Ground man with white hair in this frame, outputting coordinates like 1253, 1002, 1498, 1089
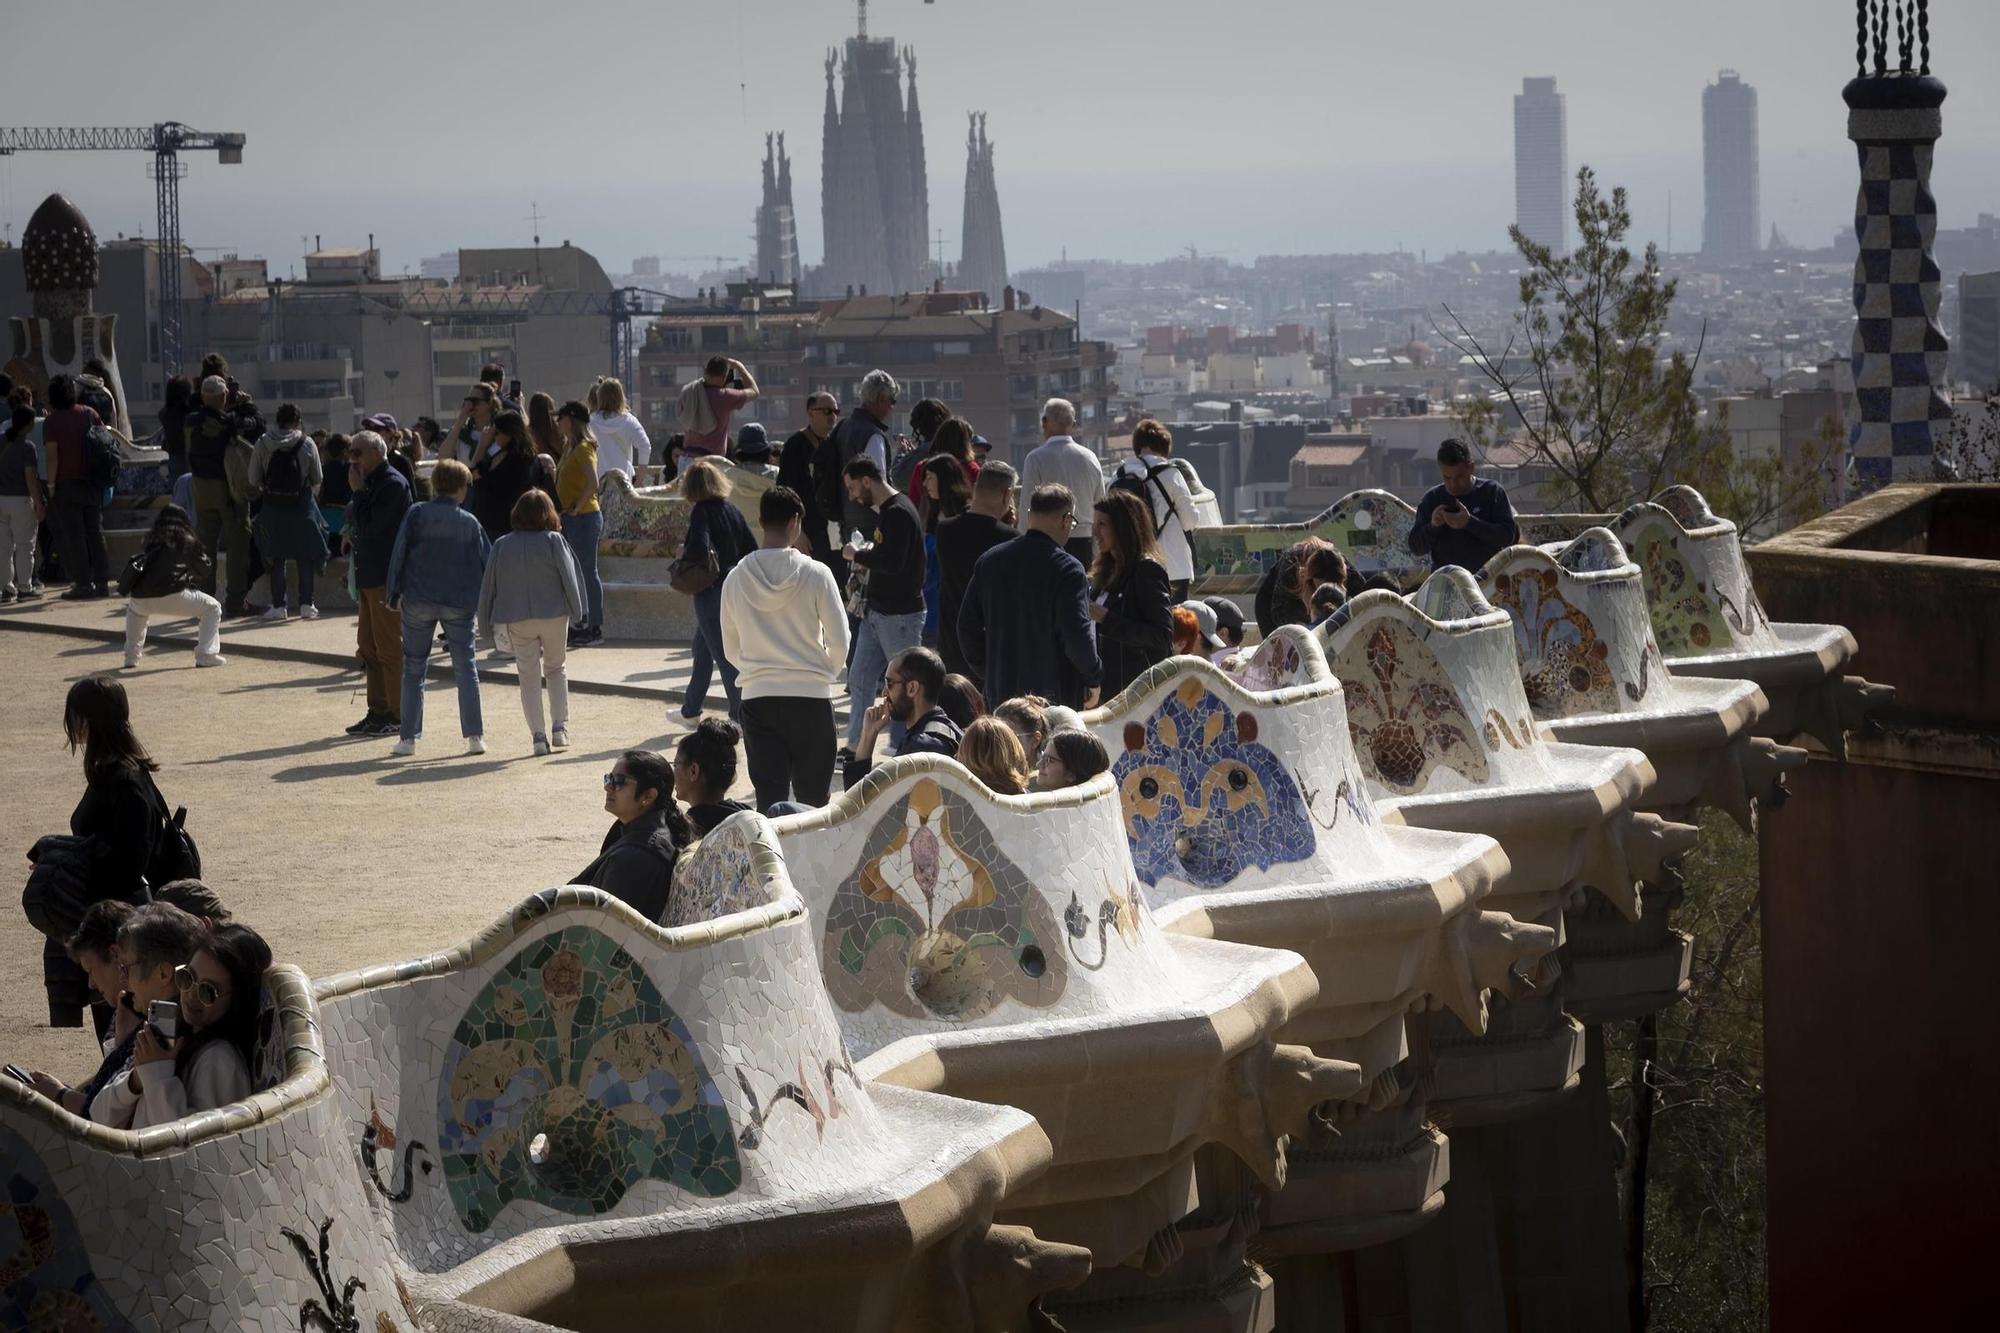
1019, 397, 1105, 566
343, 429, 412, 736
822, 369, 897, 543
184, 374, 262, 614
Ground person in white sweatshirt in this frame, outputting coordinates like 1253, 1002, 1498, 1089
92, 921, 270, 1132
720, 484, 851, 810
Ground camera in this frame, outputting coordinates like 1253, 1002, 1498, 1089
147, 998, 180, 1043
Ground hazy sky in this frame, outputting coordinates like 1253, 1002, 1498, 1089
4, 0, 1996, 278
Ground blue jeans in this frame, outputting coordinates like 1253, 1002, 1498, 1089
921, 533, 942, 644
561, 510, 604, 628
268, 560, 315, 612
846, 608, 925, 746
399, 599, 482, 743
685, 584, 739, 719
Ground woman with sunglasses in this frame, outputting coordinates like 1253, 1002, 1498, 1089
576, 750, 693, 921
93, 921, 271, 1130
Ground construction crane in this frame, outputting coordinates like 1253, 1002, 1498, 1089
0, 122, 247, 376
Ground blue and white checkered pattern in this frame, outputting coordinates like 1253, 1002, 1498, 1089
1849, 141, 1952, 491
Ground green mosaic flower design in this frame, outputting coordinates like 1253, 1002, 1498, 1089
436, 925, 740, 1234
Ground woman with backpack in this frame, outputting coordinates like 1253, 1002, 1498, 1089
120, 505, 227, 668
249, 403, 327, 623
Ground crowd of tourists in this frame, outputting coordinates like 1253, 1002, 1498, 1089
8, 355, 1519, 1008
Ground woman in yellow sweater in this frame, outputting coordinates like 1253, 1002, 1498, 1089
554, 400, 604, 646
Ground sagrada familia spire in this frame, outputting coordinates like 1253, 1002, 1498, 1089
957, 113, 1008, 306
754, 132, 800, 285
819, 3, 932, 297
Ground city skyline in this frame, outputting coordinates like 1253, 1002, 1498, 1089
1, 0, 1997, 279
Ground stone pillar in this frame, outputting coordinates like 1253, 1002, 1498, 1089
1843, 3, 1948, 493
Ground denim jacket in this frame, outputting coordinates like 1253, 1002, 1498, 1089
386, 496, 491, 611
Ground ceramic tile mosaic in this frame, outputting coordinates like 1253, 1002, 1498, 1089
435, 924, 740, 1232
595, 464, 780, 559
663, 812, 785, 927
1190, 488, 1427, 593
776, 760, 1201, 1062
1088, 647, 1410, 913
1609, 488, 1780, 660
1, 1124, 136, 1331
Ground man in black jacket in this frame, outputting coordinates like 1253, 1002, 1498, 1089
1408, 437, 1519, 574
934, 460, 1017, 681
344, 431, 412, 736
842, 646, 963, 788
958, 484, 1102, 710
821, 369, 897, 541
184, 375, 264, 615
839, 456, 925, 750
778, 390, 842, 577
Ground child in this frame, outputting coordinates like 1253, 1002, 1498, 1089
119, 505, 226, 668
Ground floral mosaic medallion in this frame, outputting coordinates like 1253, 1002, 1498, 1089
823, 779, 1067, 1021
0, 1127, 134, 1332
436, 925, 739, 1233
1332, 620, 1489, 794
1487, 568, 1618, 717
664, 820, 765, 927
1114, 679, 1315, 888
1629, 531, 1732, 656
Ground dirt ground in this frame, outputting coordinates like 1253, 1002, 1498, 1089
0, 626, 720, 1079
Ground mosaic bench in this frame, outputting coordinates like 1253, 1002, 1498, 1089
1522, 485, 1889, 759
1078, 647, 1545, 1258
770, 756, 1355, 1274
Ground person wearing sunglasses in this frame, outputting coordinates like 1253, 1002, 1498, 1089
92, 921, 271, 1131
575, 750, 693, 921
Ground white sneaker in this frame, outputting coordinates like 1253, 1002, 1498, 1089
532, 735, 551, 757
465, 735, 487, 755
122, 656, 140, 669
256, 607, 288, 625
550, 727, 570, 750
194, 655, 228, 668
390, 737, 417, 757
300, 604, 321, 621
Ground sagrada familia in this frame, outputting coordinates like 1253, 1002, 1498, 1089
757, 4, 1007, 301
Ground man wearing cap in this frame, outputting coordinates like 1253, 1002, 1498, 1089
363, 414, 416, 489
185, 375, 263, 615
1177, 600, 1229, 659
731, 423, 780, 479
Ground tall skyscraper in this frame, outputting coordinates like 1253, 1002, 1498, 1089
1513, 77, 1568, 253
958, 113, 1007, 305
1703, 71, 1761, 261
819, 9, 931, 297
1959, 272, 2000, 393
754, 132, 800, 286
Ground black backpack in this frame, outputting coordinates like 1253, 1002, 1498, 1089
1109, 461, 1181, 538
84, 422, 121, 494
262, 438, 307, 498
144, 774, 202, 888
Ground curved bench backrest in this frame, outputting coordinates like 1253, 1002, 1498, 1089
1478, 529, 1671, 721
1609, 487, 1780, 658
1319, 569, 1560, 798
313, 887, 882, 1273
1084, 645, 1400, 911
773, 757, 1191, 1061
664, 810, 793, 926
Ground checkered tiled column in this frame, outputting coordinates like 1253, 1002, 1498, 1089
1845, 74, 1949, 492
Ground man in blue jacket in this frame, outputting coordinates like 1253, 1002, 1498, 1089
385, 458, 492, 757
344, 431, 412, 737
958, 484, 1102, 710
1408, 438, 1519, 574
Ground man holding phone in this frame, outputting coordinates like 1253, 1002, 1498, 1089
1408, 437, 1519, 574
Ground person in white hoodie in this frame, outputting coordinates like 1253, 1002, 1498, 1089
720, 484, 851, 810
588, 376, 652, 483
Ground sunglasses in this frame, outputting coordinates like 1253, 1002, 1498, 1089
602, 772, 631, 790
173, 964, 228, 1007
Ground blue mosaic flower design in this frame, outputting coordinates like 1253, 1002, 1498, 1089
1111, 679, 1315, 888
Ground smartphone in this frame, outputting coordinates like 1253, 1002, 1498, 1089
508, 379, 522, 400
2, 1063, 32, 1085
147, 999, 180, 1043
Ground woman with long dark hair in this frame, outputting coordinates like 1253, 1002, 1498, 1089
1087, 490, 1174, 701
577, 749, 694, 920
48, 679, 173, 1026
96, 922, 271, 1129
469, 410, 544, 541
